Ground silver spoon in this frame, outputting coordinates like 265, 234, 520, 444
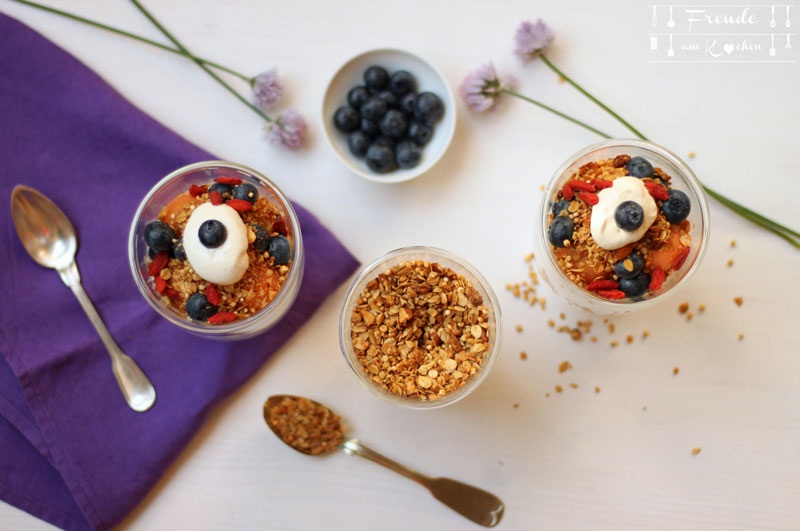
264, 395, 504, 527
10, 185, 156, 412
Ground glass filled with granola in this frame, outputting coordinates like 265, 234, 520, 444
128, 161, 304, 340
339, 247, 502, 409
533, 139, 709, 315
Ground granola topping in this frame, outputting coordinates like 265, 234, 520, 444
350, 260, 491, 401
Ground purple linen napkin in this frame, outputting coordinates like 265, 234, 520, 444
0, 13, 358, 530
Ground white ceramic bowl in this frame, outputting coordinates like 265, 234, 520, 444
321, 48, 456, 183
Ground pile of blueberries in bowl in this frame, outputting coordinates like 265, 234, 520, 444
333, 66, 445, 174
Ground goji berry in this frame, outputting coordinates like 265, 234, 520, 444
147, 251, 168, 277
209, 190, 223, 205
206, 284, 220, 305
592, 179, 613, 189
154, 276, 167, 294
586, 279, 620, 291
271, 218, 287, 236
568, 180, 596, 192
214, 176, 242, 185
164, 288, 181, 300
674, 246, 691, 271
561, 183, 574, 200
189, 184, 207, 198
644, 181, 669, 201
649, 267, 666, 291
577, 192, 599, 206
208, 311, 237, 324
597, 289, 626, 300
226, 199, 252, 212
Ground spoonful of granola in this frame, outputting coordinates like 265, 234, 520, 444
263, 395, 504, 527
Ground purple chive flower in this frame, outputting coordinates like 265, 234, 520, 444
252, 68, 284, 111
459, 63, 517, 112
268, 109, 307, 150
514, 19, 555, 62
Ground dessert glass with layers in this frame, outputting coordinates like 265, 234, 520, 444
128, 161, 304, 340
533, 139, 709, 315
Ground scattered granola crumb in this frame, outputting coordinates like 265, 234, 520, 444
513, 403, 519, 409
545, 392, 550, 398
678, 302, 689, 314
686, 312, 693, 321
688, 151, 696, 159
626, 334, 634, 344
547, 319, 555, 327
692, 447, 702, 456
698, 303, 706, 312
727, 259, 734, 267
524, 252, 535, 262
673, 367, 680, 375
555, 385, 563, 393
590, 336, 597, 342
594, 386, 600, 393
569, 383, 578, 389
515, 324, 523, 333
642, 406, 647, 411
738, 333, 744, 341
558, 76, 566, 83
642, 330, 650, 339
559, 313, 566, 320
610, 340, 619, 348
539, 184, 546, 192
558, 361, 572, 373
520, 351, 528, 360
734, 296, 743, 307
730, 239, 736, 247
608, 323, 615, 334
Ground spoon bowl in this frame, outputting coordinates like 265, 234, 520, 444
263, 394, 504, 527
11, 185, 156, 412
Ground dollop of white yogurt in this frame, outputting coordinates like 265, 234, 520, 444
183, 202, 249, 285
590, 177, 657, 250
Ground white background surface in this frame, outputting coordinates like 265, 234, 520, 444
1, 1, 799, 530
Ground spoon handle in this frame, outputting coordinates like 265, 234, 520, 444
341, 439, 504, 527
58, 262, 156, 412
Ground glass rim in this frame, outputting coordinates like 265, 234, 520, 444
537, 138, 710, 309
338, 246, 503, 409
127, 160, 304, 336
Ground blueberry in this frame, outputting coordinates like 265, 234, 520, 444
232, 182, 258, 204
251, 224, 270, 253
389, 70, 416, 96
396, 141, 422, 169
347, 130, 371, 157
619, 273, 651, 298
614, 201, 645, 231
625, 156, 654, 178
208, 182, 232, 197
186, 293, 217, 321
333, 106, 360, 132
373, 136, 396, 149
662, 189, 691, 223
360, 117, 380, 137
613, 253, 644, 279
347, 86, 370, 109
548, 216, 575, 247
360, 98, 388, 121
379, 110, 407, 138
148, 245, 175, 260
365, 143, 396, 173
144, 221, 175, 253
399, 93, 416, 116
198, 220, 227, 249
364, 66, 389, 91
173, 238, 187, 261
267, 234, 292, 265
551, 199, 570, 216
414, 92, 444, 123
407, 121, 432, 146
376, 90, 398, 108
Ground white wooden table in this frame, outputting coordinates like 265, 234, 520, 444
2, 1, 798, 529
